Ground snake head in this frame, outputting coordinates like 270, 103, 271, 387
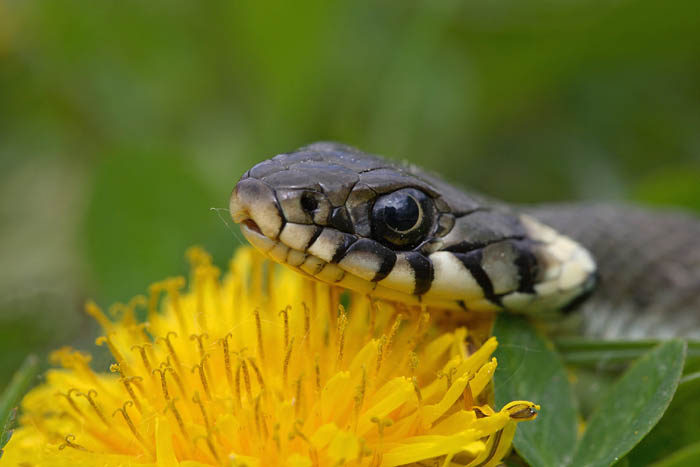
230, 142, 596, 313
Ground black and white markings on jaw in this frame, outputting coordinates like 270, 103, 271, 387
230, 142, 597, 313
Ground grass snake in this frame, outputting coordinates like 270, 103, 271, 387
230, 142, 700, 339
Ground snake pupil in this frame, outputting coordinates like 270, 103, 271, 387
385, 196, 420, 232
371, 188, 434, 249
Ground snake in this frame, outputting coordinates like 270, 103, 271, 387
229, 142, 700, 339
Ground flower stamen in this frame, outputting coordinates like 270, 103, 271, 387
165, 365, 187, 398
190, 333, 209, 361
192, 391, 211, 431
302, 302, 311, 351
254, 394, 269, 439
336, 306, 347, 366
279, 305, 291, 351
85, 301, 112, 331
120, 374, 143, 413
254, 307, 264, 362
412, 376, 423, 404
314, 356, 321, 394
131, 343, 153, 375
375, 335, 386, 375
353, 365, 367, 426
368, 297, 378, 339
384, 313, 404, 358
164, 398, 188, 440
77, 389, 110, 427
247, 357, 265, 391
294, 374, 303, 417
158, 331, 183, 372
234, 361, 243, 407
55, 389, 84, 417
152, 368, 170, 400
221, 333, 235, 394
96, 334, 125, 366
112, 401, 153, 457
192, 358, 211, 400
196, 433, 222, 465
282, 337, 295, 385
237, 354, 253, 401
58, 434, 89, 452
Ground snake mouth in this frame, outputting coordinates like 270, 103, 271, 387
238, 217, 275, 252
242, 219, 263, 236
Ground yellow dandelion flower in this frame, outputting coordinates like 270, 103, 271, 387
1, 247, 538, 466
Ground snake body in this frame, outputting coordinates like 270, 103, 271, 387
230, 142, 700, 339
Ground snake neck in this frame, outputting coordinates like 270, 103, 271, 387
526, 202, 700, 339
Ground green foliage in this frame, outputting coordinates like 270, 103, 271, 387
652, 442, 700, 467
0, 296, 77, 390
0, 355, 40, 457
627, 372, 700, 464
495, 316, 688, 467
84, 149, 237, 304
571, 340, 685, 466
494, 315, 578, 467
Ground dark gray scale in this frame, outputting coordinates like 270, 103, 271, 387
272, 150, 326, 168
288, 161, 359, 207
359, 169, 440, 197
345, 183, 377, 238
300, 142, 388, 172
329, 206, 354, 234
442, 210, 528, 253
262, 170, 322, 191
248, 158, 286, 179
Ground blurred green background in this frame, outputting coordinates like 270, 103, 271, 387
1, 0, 699, 388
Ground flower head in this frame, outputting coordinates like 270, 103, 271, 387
2, 247, 537, 466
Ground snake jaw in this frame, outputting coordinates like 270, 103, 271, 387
238, 219, 276, 253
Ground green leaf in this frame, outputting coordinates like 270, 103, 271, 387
494, 315, 578, 467
625, 371, 700, 464
571, 339, 686, 467
0, 355, 40, 456
651, 442, 700, 467
555, 338, 700, 366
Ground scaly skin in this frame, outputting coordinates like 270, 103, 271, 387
527, 203, 700, 338
230, 142, 700, 339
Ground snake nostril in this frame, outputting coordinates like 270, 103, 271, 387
301, 193, 318, 213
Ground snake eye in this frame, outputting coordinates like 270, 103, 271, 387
371, 188, 435, 249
